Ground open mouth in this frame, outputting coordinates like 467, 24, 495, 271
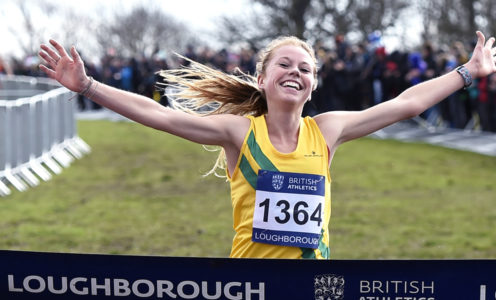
281, 80, 302, 91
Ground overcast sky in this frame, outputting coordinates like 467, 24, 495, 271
0, 0, 421, 60
0, 0, 249, 58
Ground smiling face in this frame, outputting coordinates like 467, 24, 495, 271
258, 44, 316, 110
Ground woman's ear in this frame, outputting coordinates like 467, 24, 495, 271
257, 74, 265, 89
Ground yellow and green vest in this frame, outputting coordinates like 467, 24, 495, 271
228, 115, 331, 259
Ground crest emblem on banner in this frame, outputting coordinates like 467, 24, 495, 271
314, 274, 345, 300
271, 174, 284, 191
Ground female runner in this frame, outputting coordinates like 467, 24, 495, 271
39, 31, 496, 259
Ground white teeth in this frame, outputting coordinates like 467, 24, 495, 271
282, 81, 301, 90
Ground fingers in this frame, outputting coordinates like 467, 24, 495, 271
476, 31, 496, 50
485, 36, 495, 50
475, 31, 485, 49
40, 44, 60, 65
49, 39, 70, 58
38, 49, 52, 65
38, 64, 57, 79
70, 46, 82, 64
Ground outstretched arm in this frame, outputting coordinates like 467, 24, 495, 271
316, 31, 496, 147
38, 40, 247, 148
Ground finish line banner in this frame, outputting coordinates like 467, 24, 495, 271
1, 250, 496, 299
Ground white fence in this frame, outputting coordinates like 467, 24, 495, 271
0, 75, 90, 196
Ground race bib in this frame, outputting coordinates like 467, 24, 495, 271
252, 170, 325, 249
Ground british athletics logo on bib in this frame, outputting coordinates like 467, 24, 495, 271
252, 170, 325, 249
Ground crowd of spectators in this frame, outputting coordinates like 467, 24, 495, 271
309, 34, 496, 132
2, 33, 496, 132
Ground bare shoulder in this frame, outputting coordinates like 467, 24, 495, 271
313, 111, 341, 126
313, 111, 347, 142
215, 114, 251, 139
313, 109, 371, 149
206, 113, 251, 148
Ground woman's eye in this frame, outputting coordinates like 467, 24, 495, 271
300, 68, 310, 73
279, 63, 289, 67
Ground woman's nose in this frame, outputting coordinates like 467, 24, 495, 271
288, 66, 300, 77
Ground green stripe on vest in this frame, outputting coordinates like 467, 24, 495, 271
239, 155, 257, 189
246, 131, 278, 172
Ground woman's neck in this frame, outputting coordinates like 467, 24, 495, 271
264, 111, 302, 153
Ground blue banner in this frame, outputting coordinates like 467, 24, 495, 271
1, 250, 496, 299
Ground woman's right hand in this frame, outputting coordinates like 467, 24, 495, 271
39, 39, 89, 92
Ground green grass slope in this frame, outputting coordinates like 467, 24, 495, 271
1, 120, 495, 259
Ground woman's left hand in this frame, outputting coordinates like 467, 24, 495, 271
466, 31, 496, 79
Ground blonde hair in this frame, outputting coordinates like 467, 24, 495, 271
158, 36, 317, 176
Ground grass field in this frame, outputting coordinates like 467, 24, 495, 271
1, 120, 495, 259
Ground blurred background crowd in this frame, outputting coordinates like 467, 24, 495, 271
1, 0, 496, 132
3, 33, 495, 133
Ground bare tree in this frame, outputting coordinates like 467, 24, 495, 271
480, 0, 496, 37
218, 0, 313, 49
351, 0, 411, 38
8, 0, 58, 57
58, 10, 98, 57
217, 0, 411, 48
94, 3, 190, 58
6, 0, 194, 69
437, 0, 477, 44
417, 0, 439, 42
418, 0, 489, 46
